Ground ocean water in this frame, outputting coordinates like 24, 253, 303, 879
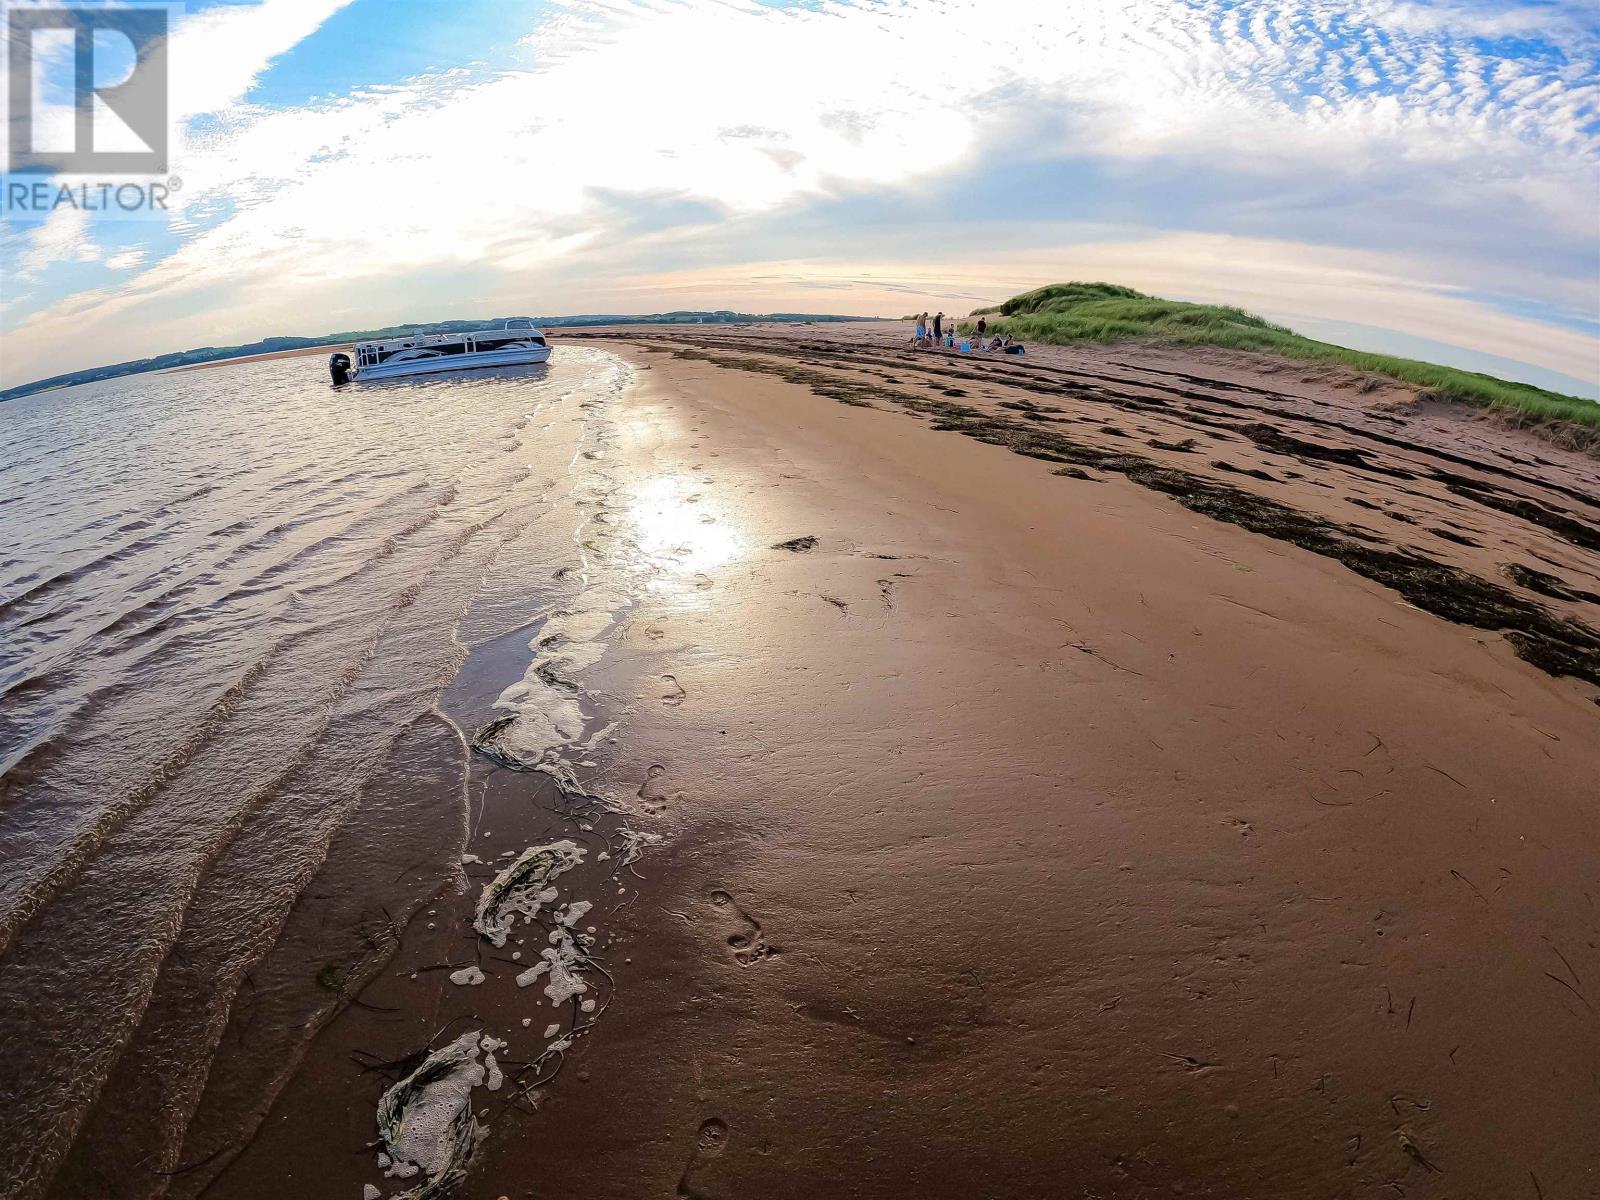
0, 347, 635, 1197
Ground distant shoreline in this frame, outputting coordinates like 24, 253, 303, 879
0, 313, 874, 403
168, 344, 355, 372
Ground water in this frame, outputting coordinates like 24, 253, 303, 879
0, 347, 635, 1197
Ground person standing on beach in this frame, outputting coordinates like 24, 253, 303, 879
933, 311, 943, 341
914, 313, 927, 344
976, 316, 987, 337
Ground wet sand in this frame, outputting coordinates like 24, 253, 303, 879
207, 324, 1596, 1199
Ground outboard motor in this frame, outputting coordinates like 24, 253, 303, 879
329, 352, 352, 385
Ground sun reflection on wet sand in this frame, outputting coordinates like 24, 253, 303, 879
625, 472, 745, 591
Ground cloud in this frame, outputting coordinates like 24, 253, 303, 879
548, 227, 1600, 386
4, 0, 354, 283
1362, 0, 1598, 40
167, 0, 357, 121
13, 206, 99, 276
2, 0, 1596, 390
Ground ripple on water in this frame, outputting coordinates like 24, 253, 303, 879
0, 349, 634, 1198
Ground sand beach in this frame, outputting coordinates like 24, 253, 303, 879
6, 3, 1598, 1196
156, 323, 1600, 1199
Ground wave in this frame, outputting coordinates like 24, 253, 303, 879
0, 349, 616, 1198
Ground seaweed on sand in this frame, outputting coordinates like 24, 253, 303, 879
468, 715, 522, 771
616, 827, 663, 871
375, 1030, 487, 1200
1505, 562, 1600, 606
472, 841, 586, 947
469, 716, 610, 816
771, 535, 819, 552
647, 341, 1600, 690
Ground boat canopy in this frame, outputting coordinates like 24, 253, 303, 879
352, 321, 546, 366
355, 320, 546, 353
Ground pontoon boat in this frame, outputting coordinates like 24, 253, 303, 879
329, 319, 551, 383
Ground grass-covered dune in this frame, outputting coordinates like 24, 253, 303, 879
963, 283, 1599, 441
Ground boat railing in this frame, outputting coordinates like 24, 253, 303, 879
359, 320, 542, 352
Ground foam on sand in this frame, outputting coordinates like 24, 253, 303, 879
472, 841, 586, 947
375, 1030, 488, 1200
515, 925, 591, 1007
617, 827, 664, 867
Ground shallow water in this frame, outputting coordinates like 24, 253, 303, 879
0, 348, 635, 1197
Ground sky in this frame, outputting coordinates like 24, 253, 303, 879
1, 0, 1597, 396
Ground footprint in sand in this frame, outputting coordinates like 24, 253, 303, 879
710, 889, 778, 966
676, 1118, 729, 1200
661, 675, 687, 706
637, 764, 682, 814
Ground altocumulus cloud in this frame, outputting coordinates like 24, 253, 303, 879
1, 0, 1595, 391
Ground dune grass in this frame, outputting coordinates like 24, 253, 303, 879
960, 283, 1599, 436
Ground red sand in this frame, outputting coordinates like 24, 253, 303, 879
207, 324, 1599, 1200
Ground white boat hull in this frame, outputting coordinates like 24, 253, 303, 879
352, 344, 551, 381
